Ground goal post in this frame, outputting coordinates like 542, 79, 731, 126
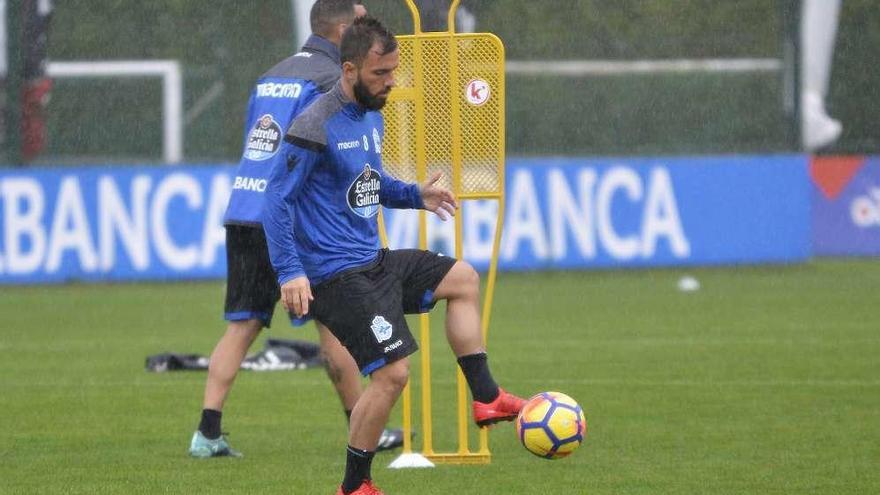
45, 60, 184, 164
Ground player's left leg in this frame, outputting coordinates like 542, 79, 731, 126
432, 260, 526, 426
432, 260, 484, 356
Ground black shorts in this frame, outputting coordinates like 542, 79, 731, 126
311, 249, 456, 375
224, 224, 280, 327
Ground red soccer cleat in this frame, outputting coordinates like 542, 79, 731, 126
336, 480, 384, 495
473, 387, 527, 427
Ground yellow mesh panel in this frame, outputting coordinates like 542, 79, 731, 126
383, 33, 504, 196
381, 16, 505, 465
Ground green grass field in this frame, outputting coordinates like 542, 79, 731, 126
1, 259, 879, 494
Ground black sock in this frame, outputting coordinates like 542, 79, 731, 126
342, 445, 375, 493
198, 409, 222, 440
457, 352, 500, 403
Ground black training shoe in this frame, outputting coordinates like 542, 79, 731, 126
376, 428, 411, 452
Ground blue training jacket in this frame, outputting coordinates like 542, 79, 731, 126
224, 35, 342, 226
263, 82, 424, 286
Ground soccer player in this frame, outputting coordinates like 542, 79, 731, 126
189, 0, 405, 458
262, 16, 526, 495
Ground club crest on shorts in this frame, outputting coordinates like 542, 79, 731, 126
371, 315, 393, 343
244, 114, 282, 161
347, 164, 381, 218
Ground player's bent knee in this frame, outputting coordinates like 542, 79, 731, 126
436, 261, 481, 300
454, 261, 480, 296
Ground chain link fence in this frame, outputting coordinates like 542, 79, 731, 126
4, 0, 879, 164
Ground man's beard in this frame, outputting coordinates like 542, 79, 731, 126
353, 79, 389, 111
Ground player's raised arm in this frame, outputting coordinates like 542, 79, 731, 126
418, 171, 457, 220
378, 170, 423, 210
378, 171, 457, 221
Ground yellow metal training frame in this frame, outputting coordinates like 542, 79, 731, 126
378, 0, 506, 465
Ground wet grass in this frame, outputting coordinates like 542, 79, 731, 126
1, 259, 878, 494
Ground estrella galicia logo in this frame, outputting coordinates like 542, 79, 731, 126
244, 114, 282, 161
347, 164, 381, 218
370, 315, 393, 343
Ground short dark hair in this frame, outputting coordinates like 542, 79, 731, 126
340, 16, 398, 66
310, 0, 359, 38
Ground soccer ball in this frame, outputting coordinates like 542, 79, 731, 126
515, 391, 587, 459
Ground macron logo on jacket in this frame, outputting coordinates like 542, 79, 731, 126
223, 35, 342, 227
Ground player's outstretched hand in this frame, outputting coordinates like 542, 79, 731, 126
420, 172, 457, 221
280, 276, 313, 318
